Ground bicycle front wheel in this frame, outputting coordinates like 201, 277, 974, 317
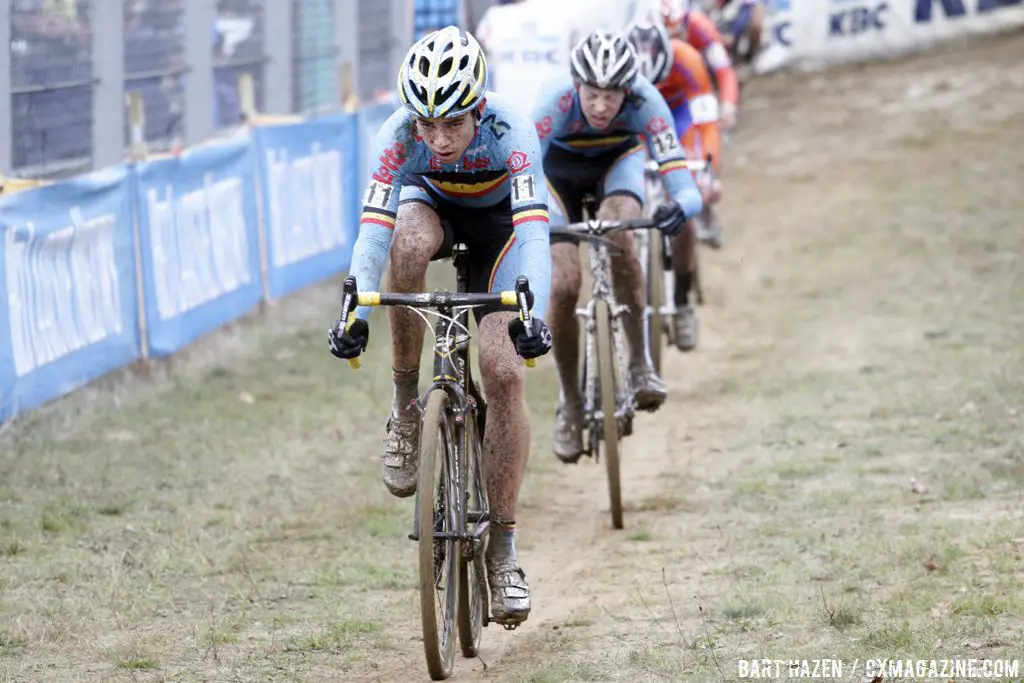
457, 402, 488, 657
418, 390, 460, 680
595, 301, 624, 530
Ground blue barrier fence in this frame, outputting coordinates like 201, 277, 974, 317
0, 105, 396, 423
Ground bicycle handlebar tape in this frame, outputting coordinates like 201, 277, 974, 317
514, 276, 537, 369
340, 276, 361, 370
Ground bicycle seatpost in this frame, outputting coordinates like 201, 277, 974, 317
514, 276, 536, 369
339, 275, 361, 370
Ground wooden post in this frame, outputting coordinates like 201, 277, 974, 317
238, 72, 257, 123
127, 92, 148, 162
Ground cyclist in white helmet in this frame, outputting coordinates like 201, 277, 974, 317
329, 26, 553, 627
531, 29, 703, 462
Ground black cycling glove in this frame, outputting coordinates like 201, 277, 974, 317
653, 200, 687, 237
329, 318, 369, 360
507, 317, 553, 360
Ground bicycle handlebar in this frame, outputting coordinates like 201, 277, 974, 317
337, 275, 537, 369
350, 290, 522, 308
644, 154, 715, 179
549, 217, 659, 239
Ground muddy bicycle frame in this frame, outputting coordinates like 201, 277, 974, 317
552, 197, 660, 529
573, 196, 657, 443
337, 251, 535, 678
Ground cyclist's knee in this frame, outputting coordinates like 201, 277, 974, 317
551, 243, 582, 301
390, 203, 443, 282
478, 313, 525, 396
598, 194, 642, 221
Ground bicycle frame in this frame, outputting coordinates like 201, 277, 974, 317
405, 245, 489, 563
336, 266, 535, 672
574, 196, 647, 450
639, 156, 714, 312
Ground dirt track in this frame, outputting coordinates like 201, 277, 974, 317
2, 33, 1023, 683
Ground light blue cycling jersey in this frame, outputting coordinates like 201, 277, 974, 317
530, 73, 703, 220
348, 92, 551, 321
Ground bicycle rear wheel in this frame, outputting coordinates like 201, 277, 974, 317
595, 301, 624, 530
457, 403, 488, 657
418, 390, 460, 680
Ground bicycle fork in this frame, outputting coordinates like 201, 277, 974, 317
577, 242, 637, 450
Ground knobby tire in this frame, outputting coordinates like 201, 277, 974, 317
418, 390, 459, 680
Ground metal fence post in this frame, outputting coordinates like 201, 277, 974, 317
185, 0, 216, 146
0, 0, 11, 175
336, 0, 359, 108
92, 0, 125, 169
264, 1, 292, 115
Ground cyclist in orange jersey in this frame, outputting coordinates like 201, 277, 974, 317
626, 18, 723, 349
660, 0, 739, 131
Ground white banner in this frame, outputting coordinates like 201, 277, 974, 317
757, 0, 1024, 72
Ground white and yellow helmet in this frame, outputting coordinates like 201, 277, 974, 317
397, 26, 488, 119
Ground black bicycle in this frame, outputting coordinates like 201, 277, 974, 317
336, 249, 535, 681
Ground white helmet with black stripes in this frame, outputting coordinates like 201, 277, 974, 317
398, 26, 488, 119
624, 19, 673, 85
570, 30, 639, 91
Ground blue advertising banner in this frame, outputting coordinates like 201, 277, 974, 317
134, 133, 263, 357
253, 116, 359, 298
0, 165, 140, 422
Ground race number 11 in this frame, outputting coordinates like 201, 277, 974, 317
512, 174, 537, 202
364, 181, 394, 209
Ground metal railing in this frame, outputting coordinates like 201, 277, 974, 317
0, 0, 422, 179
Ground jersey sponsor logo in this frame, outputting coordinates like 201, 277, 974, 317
511, 173, 538, 202
481, 113, 512, 139
830, 2, 888, 36
372, 141, 407, 184
646, 117, 671, 135
536, 116, 554, 139
506, 151, 531, 172
626, 91, 648, 110
363, 180, 395, 210
558, 92, 574, 113
914, 0, 1021, 22
462, 155, 492, 171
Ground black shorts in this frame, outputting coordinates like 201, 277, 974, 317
400, 181, 516, 323
543, 143, 646, 245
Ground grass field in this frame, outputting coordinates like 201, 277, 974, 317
2, 33, 1024, 683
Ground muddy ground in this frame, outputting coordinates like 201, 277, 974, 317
2, 33, 1023, 683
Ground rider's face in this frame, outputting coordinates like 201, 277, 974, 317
578, 84, 626, 131
416, 113, 477, 164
